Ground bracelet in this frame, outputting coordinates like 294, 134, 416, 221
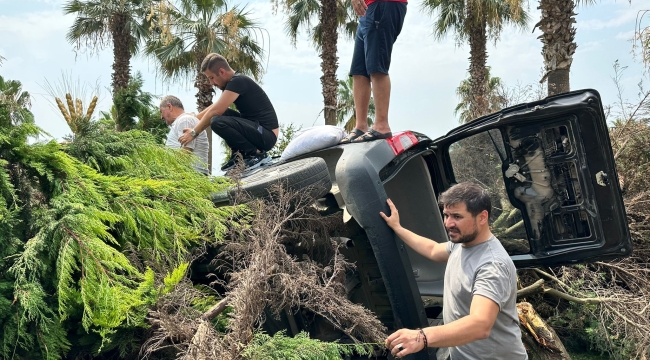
417, 328, 428, 352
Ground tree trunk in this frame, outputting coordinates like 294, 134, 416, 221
467, 5, 489, 120
320, 0, 338, 126
195, 55, 215, 173
537, 0, 577, 96
109, 12, 132, 95
547, 69, 570, 96
517, 302, 571, 360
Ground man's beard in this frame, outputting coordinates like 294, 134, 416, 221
447, 226, 479, 244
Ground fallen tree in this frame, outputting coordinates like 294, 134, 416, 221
0, 84, 244, 358
143, 185, 387, 359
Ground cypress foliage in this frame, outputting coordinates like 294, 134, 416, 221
241, 331, 377, 360
0, 77, 244, 359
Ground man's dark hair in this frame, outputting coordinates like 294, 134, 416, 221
438, 182, 491, 218
201, 53, 232, 74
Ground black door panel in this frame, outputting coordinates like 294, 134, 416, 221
433, 90, 632, 268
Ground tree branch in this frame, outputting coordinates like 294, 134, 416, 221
201, 296, 231, 321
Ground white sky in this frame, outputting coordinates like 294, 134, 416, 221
1, 0, 648, 174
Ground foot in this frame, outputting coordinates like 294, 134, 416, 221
221, 152, 242, 171
351, 129, 392, 143
243, 151, 271, 171
339, 128, 367, 144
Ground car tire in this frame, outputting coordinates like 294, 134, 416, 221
212, 157, 332, 205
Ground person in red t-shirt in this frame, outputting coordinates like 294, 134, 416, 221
339, 0, 407, 143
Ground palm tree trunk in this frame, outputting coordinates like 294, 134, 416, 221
467, 5, 489, 119
320, 0, 338, 126
109, 12, 132, 94
537, 0, 576, 96
195, 56, 215, 173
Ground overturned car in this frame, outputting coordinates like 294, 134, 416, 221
210, 89, 632, 360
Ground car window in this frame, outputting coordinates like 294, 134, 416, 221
447, 130, 530, 255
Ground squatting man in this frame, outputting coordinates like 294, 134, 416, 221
380, 182, 527, 359
178, 53, 279, 172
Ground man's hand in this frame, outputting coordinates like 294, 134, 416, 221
178, 128, 195, 146
352, 0, 367, 17
385, 328, 425, 358
380, 198, 401, 230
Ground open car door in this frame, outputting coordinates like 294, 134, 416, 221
431, 89, 632, 268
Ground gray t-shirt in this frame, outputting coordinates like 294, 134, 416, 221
443, 236, 527, 360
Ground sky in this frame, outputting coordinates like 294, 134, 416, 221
0, 0, 648, 175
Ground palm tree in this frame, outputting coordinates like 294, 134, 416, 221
455, 67, 506, 123
146, 0, 266, 172
284, 0, 357, 125
336, 76, 374, 132
0, 75, 34, 127
64, 0, 155, 95
422, 0, 529, 119
535, 0, 595, 96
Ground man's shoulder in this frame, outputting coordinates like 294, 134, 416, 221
172, 114, 199, 127
478, 237, 516, 270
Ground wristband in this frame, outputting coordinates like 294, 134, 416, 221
417, 328, 428, 352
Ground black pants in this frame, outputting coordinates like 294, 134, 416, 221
210, 109, 277, 156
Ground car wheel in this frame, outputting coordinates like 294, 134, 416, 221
212, 157, 332, 206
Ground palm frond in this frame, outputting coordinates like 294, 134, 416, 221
146, 0, 267, 86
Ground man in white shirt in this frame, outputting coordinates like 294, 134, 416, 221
160, 95, 210, 175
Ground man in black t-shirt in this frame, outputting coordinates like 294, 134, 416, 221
178, 53, 279, 172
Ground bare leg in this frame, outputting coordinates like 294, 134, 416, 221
369, 72, 391, 134
353, 75, 371, 132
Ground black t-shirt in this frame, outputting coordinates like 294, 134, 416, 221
224, 73, 279, 130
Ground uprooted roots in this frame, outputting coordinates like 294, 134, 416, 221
142, 185, 387, 359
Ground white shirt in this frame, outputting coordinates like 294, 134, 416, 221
165, 113, 209, 174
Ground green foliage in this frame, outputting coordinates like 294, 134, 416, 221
0, 73, 246, 358
135, 105, 168, 144
0, 75, 34, 127
421, 0, 529, 44
63, 0, 156, 106
284, 0, 357, 50
241, 331, 377, 360
113, 72, 156, 132
455, 67, 506, 123
549, 301, 639, 360
146, 0, 266, 83
63, 0, 155, 56
163, 262, 189, 294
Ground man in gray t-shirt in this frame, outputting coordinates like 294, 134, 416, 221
381, 182, 527, 359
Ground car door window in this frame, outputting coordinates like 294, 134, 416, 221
447, 130, 530, 255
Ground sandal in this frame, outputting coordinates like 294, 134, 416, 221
339, 128, 366, 144
352, 129, 392, 143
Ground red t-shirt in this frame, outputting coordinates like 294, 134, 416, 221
365, 0, 407, 7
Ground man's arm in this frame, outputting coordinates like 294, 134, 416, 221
179, 90, 239, 145
386, 295, 500, 356
380, 199, 449, 262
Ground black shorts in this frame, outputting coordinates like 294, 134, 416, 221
349, 1, 407, 77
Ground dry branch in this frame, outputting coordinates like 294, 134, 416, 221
142, 185, 387, 359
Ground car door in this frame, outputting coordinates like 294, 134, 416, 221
431, 89, 632, 268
